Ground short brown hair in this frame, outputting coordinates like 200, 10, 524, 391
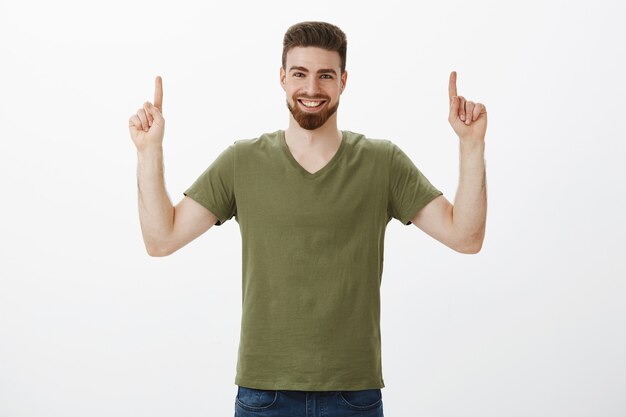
282, 21, 348, 74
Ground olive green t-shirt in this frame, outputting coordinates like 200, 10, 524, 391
183, 129, 443, 391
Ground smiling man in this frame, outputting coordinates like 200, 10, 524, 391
284, 50, 343, 131
129, 21, 487, 417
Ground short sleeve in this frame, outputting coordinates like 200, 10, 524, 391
183, 143, 236, 226
388, 142, 443, 225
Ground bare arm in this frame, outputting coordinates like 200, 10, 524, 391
412, 140, 486, 254
130, 77, 218, 256
136, 147, 221, 256
410, 71, 488, 254
136, 146, 174, 256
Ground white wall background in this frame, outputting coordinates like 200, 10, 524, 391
1, 0, 625, 416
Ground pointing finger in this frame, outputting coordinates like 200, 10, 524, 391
448, 71, 457, 100
154, 76, 163, 112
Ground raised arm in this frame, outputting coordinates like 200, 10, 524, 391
411, 71, 487, 254
129, 76, 219, 257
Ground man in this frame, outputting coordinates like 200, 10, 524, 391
128, 21, 487, 417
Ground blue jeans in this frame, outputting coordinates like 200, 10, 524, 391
234, 385, 384, 417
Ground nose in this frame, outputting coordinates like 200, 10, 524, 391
304, 76, 322, 96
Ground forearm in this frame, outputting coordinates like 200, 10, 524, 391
137, 146, 174, 255
452, 139, 487, 252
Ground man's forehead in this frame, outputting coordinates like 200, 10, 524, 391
285, 46, 341, 70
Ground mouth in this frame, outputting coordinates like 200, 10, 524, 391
297, 98, 327, 111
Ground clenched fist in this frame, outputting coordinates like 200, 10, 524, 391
129, 76, 165, 151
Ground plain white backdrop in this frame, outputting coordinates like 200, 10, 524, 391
1, 0, 625, 416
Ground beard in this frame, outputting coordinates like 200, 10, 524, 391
286, 94, 339, 131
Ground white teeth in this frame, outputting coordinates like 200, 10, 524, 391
301, 100, 323, 107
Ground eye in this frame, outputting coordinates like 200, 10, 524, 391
321, 74, 333, 79
293, 72, 305, 78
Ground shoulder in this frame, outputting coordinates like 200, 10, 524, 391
233, 130, 282, 153
343, 131, 400, 169
343, 130, 394, 156
234, 130, 281, 147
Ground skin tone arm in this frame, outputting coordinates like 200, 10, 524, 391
129, 76, 219, 257
411, 71, 487, 254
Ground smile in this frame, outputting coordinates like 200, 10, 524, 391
297, 99, 326, 110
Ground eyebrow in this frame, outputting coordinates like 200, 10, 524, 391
289, 66, 337, 76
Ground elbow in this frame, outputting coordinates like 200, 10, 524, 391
145, 242, 172, 257
147, 248, 171, 257
455, 222, 486, 254
455, 234, 484, 254
459, 241, 483, 254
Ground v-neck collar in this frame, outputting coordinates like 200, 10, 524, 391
279, 129, 347, 180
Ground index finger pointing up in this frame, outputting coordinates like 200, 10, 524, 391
154, 75, 163, 112
448, 71, 457, 99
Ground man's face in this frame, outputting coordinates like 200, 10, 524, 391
280, 46, 347, 130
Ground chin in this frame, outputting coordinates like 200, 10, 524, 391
287, 100, 339, 131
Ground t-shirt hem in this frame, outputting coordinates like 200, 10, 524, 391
234, 376, 385, 391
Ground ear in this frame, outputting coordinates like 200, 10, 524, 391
340, 70, 348, 94
280, 66, 286, 91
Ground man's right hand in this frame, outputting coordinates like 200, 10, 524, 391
129, 76, 165, 151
